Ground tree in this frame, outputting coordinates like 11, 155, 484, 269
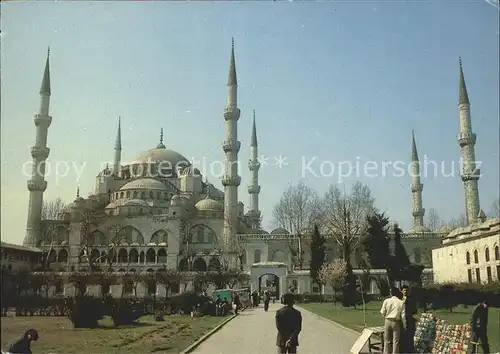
448, 214, 467, 228
387, 223, 411, 285
41, 197, 66, 220
318, 259, 347, 307
321, 182, 376, 263
273, 181, 322, 269
489, 198, 500, 218
309, 224, 326, 289
360, 212, 390, 296
426, 208, 441, 231
155, 269, 182, 298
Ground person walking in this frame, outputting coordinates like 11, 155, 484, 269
400, 285, 417, 353
264, 290, 271, 312
275, 293, 302, 354
470, 300, 490, 354
380, 287, 403, 354
5, 329, 39, 354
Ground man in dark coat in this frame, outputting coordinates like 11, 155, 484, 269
275, 293, 302, 354
264, 290, 271, 312
470, 300, 490, 354
400, 285, 417, 353
5, 329, 39, 354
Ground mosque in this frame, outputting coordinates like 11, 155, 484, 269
16, 41, 498, 297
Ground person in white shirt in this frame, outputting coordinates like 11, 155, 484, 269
380, 287, 403, 354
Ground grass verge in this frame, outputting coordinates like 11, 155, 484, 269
1, 315, 226, 353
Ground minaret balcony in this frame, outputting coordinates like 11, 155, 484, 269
412, 208, 425, 217
410, 184, 423, 193
247, 185, 261, 194
222, 139, 241, 153
34, 114, 52, 127
248, 160, 261, 171
27, 179, 47, 192
458, 132, 476, 147
461, 169, 480, 181
221, 175, 241, 187
31, 146, 50, 160
223, 107, 241, 121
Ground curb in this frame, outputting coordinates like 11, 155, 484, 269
296, 305, 361, 336
179, 314, 238, 354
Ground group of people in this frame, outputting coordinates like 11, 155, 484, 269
381, 285, 490, 354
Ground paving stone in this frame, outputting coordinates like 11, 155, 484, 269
191, 303, 368, 354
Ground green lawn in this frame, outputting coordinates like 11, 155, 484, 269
300, 301, 500, 353
1, 315, 226, 353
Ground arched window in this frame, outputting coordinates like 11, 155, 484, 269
193, 258, 207, 271
129, 249, 139, 263
126, 191, 130, 198
485, 247, 490, 262
473, 250, 479, 264
57, 249, 68, 263
254, 249, 261, 263
466, 251, 471, 265
495, 245, 499, 260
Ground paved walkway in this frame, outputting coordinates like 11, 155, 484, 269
191, 303, 368, 354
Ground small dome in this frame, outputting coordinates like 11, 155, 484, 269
122, 199, 150, 207
437, 225, 454, 235
195, 198, 224, 212
120, 178, 167, 191
271, 228, 289, 235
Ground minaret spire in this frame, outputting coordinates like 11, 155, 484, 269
157, 128, 166, 149
222, 38, 242, 255
247, 109, 261, 228
24, 49, 53, 246
457, 58, 481, 225
410, 130, 425, 231
113, 116, 122, 176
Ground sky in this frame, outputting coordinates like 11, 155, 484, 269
1, 1, 499, 245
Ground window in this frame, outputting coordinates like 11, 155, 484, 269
485, 247, 490, 262
254, 249, 261, 263
467, 269, 473, 283
55, 281, 64, 294
486, 267, 492, 283
495, 246, 499, 260
123, 282, 134, 295
466, 251, 471, 265
497, 265, 500, 280
102, 283, 110, 295
475, 268, 481, 284
147, 281, 156, 296
473, 250, 478, 264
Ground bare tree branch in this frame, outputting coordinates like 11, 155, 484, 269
41, 197, 66, 220
425, 208, 441, 231
272, 180, 322, 269
321, 182, 376, 261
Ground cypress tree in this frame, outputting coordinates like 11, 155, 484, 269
309, 223, 326, 288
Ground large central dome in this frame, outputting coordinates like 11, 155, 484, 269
133, 148, 191, 169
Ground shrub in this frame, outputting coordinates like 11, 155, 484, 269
167, 292, 210, 314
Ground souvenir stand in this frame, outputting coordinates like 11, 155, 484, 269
414, 312, 472, 354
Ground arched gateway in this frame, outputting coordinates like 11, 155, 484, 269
250, 261, 287, 298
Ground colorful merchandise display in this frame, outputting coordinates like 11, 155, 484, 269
432, 323, 472, 354
413, 312, 472, 354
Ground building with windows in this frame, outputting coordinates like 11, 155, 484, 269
432, 218, 500, 284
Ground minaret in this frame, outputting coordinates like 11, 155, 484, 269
24, 48, 52, 247
457, 58, 481, 225
410, 130, 425, 230
221, 38, 242, 244
113, 117, 122, 176
247, 110, 261, 228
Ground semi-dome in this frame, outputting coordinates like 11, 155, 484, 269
119, 178, 167, 191
270, 227, 289, 235
132, 148, 191, 169
195, 198, 224, 212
